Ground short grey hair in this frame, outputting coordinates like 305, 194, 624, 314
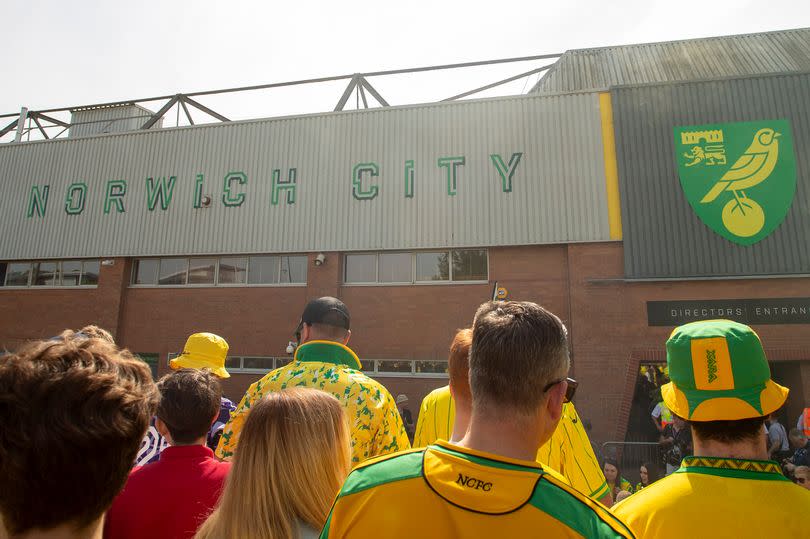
469, 301, 570, 415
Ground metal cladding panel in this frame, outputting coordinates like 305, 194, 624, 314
0, 92, 610, 260
612, 72, 810, 279
533, 28, 810, 93
69, 105, 159, 137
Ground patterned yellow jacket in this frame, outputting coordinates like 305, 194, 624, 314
215, 340, 410, 464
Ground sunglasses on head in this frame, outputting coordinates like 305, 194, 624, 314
542, 377, 578, 403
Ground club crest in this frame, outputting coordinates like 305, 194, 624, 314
674, 120, 797, 246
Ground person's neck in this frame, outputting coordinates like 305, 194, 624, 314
693, 436, 768, 461
450, 401, 471, 443
11, 518, 103, 539
459, 411, 544, 462
170, 437, 207, 448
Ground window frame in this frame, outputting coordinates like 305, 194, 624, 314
343, 249, 489, 286
130, 255, 308, 288
1, 260, 100, 289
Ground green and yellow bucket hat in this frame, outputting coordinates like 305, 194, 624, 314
661, 319, 788, 421
169, 332, 230, 378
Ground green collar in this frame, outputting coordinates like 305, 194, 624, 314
676, 456, 789, 482
293, 340, 362, 370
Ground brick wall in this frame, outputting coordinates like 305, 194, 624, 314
1, 244, 808, 447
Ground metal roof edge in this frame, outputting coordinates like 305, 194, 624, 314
608, 69, 810, 91
0, 88, 609, 150
559, 26, 810, 56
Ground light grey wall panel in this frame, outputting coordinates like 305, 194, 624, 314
0, 92, 611, 259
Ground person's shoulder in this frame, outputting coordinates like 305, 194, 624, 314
338, 448, 426, 498
531, 472, 635, 538
613, 474, 685, 517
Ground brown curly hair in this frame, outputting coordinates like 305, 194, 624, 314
0, 332, 158, 535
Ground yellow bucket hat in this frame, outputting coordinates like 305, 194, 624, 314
169, 332, 230, 378
661, 319, 788, 421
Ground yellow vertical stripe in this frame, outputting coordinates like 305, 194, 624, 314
599, 92, 623, 240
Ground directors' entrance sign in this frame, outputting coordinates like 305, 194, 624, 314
648, 298, 810, 326
673, 120, 797, 246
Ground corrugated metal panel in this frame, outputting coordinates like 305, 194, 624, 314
533, 28, 810, 93
612, 72, 810, 279
69, 104, 161, 138
0, 92, 611, 260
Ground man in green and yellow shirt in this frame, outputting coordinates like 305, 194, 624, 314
414, 329, 611, 504
322, 301, 635, 538
216, 297, 409, 464
614, 319, 809, 537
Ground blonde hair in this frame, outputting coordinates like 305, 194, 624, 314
195, 388, 350, 539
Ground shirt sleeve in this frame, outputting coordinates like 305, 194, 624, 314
368, 389, 412, 459
413, 393, 435, 448
557, 405, 610, 500
215, 383, 257, 460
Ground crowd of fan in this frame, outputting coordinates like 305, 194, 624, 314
0, 298, 807, 539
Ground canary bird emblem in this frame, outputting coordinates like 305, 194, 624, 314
674, 120, 796, 246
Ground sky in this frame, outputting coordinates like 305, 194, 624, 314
1, 0, 809, 133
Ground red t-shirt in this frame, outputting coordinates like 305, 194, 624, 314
105, 445, 230, 539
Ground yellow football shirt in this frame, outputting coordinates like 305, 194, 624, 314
216, 340, 410, 464
613, 456, 810, 538
414, 385, 609, 500
321, 440, 635, 539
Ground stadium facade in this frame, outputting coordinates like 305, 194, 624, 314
1, 28, 809, 444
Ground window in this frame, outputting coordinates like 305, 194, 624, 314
345, 254, 376, 283
131, 255, 307, 287
249, 256, 279, 284
218, 257, 247, 284
5, 262, 31, 286
33, 262, 59, 286
451, 250, 488, 281
158, 258, 188, 285
379, 253, 411, 283
280, 256, 307, 284
362, 359, 449, 378
343, 250, 487, 285
61, 260, 82, 286
133, 259, 159, 285
190, 355, 293, 373
0, 260, 99, 288
416, 252, 449, 282
188, 258, 216, 285
81, 260, 100, 285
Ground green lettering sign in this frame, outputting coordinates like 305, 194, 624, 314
104, 180, 127, 214
674, 120, 797, 246
437, 156, 465, 196
146, 176, 177, 211
65, 182, 87, 215
353, 163, 379, 200
271, 168, 296, 205
222, 172, 247, 207
193, 174, 204, 208
27, 185, 50, 218
404, 160, 415, 198
490, 153, 523, 193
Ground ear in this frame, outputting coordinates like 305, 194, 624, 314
301, 324, 312, 343
210, 411, 220, 428
544, 380, 567, 425
343, 329, 351, 345
155, 418, 171, 443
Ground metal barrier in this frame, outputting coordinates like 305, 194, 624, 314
601, 441, 662, 485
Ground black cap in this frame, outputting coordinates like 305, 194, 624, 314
301, 297, 350, 330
